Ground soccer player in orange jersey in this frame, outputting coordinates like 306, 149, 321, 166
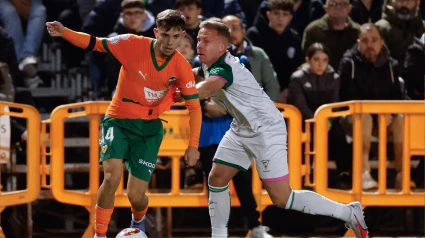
46, 9, 202, 238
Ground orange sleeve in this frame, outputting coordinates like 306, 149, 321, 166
62, 28, 107, 53
185, 99, 202, 148
99, 34, 146, 66
176, 57, 201, 148
62, 28, 145, 66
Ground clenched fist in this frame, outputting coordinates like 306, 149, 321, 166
46, 21, 65, 37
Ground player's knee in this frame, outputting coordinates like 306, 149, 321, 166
102, 171, 121, 192
127, 189, 146, 206
271, 198, 287, 209
208, 170, 228, 187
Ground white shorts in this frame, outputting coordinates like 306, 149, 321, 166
214, 120, 289, 181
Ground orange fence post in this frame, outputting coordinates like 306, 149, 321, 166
304, 119, 315, 187
40, 119, 51, 189
0, 102, 40, 237
314, 100, 425, 206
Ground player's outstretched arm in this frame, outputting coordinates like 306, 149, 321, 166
46, 21, 107, 53
196, 77, 225, 99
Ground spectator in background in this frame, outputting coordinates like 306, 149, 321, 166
252, 0, 313, 36
338, 23, 410, 190
404, 33, 425, 99
350, 0, 385, 24
302, 0, 360, 70
223, 0, 247, 27
0, 0, 46, 88
222, 15, 280, 101
81, 0, 122, 96
43, 0, 89, 69
376, 0, 425, 69
198, 0, 224, 19
0, 27, 23, 87
145, 0, 224, 20
288, 43, 339, 121
176, 0, 202, 51
177, 34, 196, 65
247, 0, 302, 103
238, 0, 263, 27
288, 43, 351, 188
105, 0, 155, 97
308, 0, 326, 22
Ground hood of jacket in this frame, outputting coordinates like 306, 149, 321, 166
113, 9, 155, 35
343, 43, 392, 68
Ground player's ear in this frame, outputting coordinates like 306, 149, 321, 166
153, 28, 158, 38
219, 42, 226, 51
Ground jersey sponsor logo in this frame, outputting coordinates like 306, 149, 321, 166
186, 81, 195, 88
144, 87, 167, 102
120, 34, 130, 40
261, 160, 270, 172
138, 159, 156, 168
138, 70, 148, 80
107, 34, 130, 45
209, 68, 220, 75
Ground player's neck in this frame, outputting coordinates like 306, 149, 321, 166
205, 52, 225, 67
153, 41, 169, 58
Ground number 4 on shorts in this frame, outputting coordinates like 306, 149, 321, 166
101, 127, 114, 144
105, 127, 114, 141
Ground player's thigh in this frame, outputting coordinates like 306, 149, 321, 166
247, 121, 289, 181
125, 119, 163, 183
210, 131, 250, 187
127, 173, 149, 202
99, 117, 128, 181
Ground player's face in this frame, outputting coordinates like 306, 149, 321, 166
266, 9, 292, 34
306, 51, 329, 76
357, 28, 384, 63
154, 27, 186, 56
197, 28, 227, 66
222, 16, 245, 49
121, 7, 147, 32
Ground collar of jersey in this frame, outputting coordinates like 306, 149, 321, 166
207, 52, 227, 71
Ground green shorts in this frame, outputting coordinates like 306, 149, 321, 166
99, 116, 164, 182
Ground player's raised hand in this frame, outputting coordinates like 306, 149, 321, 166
184, 146, 200, 167
46, 21, 65, 37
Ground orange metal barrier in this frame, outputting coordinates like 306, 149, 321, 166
314, 100, 425, 206
0, 102, 40, 237
48, 101, 304, 237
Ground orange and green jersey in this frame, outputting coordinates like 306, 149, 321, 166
62, 28, 201, 147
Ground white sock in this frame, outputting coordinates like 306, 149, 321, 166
209, 184, 230, 238
285, 190, 352, 222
